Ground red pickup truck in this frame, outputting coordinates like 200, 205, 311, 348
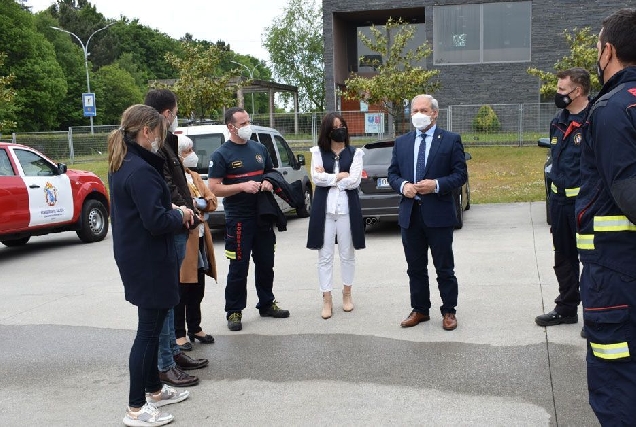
0, 142, 109, 247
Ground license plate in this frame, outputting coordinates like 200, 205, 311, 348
376, 177, 389, 188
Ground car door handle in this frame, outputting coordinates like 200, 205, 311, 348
29, 184, 40, 189
282, 171, 288, 175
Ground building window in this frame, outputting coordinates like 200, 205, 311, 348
357, 23, 427, 72
433, 1, 531, 65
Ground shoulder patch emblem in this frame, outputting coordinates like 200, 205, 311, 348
551, 137, 558, 144
574, 133, 582, 145
255, 154, 263, 164
628, 88, 636, 97
231, 160, 243, 168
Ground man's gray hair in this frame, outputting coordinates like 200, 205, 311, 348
411, 94, 439, 111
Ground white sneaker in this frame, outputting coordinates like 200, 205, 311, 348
123, 403, 174, 427
146, 384, 189, 407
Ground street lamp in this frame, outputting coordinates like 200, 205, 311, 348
231, 60, 257, 115
51, 23, 116, 134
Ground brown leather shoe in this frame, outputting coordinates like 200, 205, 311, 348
174, 352, 208, 370
442, 313, 457, 331
400, 311, 430, 327
159, 366, 199, 387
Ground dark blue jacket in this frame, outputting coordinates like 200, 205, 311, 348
549, 106, 586, 201
388, 128, 467, 228
108, 141, 184, 309
576, 66, 636, 278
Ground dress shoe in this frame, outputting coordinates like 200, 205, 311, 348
400, 311, 430, 327
535, 310, 578, 327
188, 332, 215, 344
177, 341, 193, 352
442, 313, 457, 331
159, 366, 199, 387
174, 352, 208, 370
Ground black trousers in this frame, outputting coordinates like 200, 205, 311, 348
550, 197, 580, 316
224, 217, 276, 315
174, 269, 205, 339
401, 205, 458, 315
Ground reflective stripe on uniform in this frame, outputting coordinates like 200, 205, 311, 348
576, 233, 594, 250
551, 183, 579, 197
225, 250, 236, 260
590, 341, 630, 360
594, 215, 636, 232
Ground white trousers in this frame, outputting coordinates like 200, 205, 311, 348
318, 212, 355, 292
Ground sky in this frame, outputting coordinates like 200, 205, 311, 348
26, 0, 291, 62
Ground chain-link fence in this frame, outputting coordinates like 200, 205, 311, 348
7, 103, 557, 162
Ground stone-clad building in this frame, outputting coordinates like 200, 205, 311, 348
322, 0, 631, 111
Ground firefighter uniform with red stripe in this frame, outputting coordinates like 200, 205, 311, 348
576, 66, 636, 424
209, 139, 277, 315
548, 108, 586, 318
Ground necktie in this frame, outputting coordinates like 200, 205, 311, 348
415, 133, 427, 181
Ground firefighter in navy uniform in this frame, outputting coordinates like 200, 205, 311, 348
535, 68, 590, 331
208, 107, 290, 332
576, 9, 636, 425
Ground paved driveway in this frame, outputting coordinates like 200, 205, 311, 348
0, 202, 597, 426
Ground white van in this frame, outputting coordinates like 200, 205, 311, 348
174, 124, 312, 228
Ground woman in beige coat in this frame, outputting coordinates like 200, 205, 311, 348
175, 134, 218, 350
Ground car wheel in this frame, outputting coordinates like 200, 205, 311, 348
454, 191, 464, 230
296, 186, 312, 218
465, 180, 471, 211
1, 236, 30, 247
76, 199, 109, 243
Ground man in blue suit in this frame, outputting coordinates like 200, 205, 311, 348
388, 94, 467, 331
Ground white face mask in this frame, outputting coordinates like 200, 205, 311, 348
411, 112, 432, 130
236, 124, 252, 141
150, 138, 160, 153
182, 152, 199, 168
169, 115, 178, 132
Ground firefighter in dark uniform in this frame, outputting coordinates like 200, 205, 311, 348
535, 68, 590, 330
208, 107, 290, 332
576, 9, 636, 424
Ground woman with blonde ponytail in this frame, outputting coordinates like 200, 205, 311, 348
108, 104, 195, 427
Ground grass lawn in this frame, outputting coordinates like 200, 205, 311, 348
69, 145, 549, 205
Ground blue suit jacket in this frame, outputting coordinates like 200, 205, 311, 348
388, 128, 467, 228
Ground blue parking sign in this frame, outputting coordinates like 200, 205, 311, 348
83, 93, 96, 117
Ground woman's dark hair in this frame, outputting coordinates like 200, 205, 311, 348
317, 112, 349, 152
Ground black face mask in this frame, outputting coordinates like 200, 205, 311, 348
330, 127, 347, 142
554, 88, 576, 109
597, 45, 607, 86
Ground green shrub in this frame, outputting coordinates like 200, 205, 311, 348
472, 105, 501, 133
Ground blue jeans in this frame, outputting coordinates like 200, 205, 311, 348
129, 307, 168, 407
158, 230, 188, 372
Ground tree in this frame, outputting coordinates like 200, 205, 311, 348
527, 27, 601, 98
0, 53, 17, 132
0, 0, 66, 131
343, 18, 440, 135
93, 63, 143, 125
263, 0, 324, 112
34, 11, 86, 129
165, 42, 240, 121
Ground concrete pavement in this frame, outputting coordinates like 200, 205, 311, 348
0, 202, 597, 426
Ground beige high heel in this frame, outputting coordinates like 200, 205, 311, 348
322, 292, 333, 319
342, 285, 354, 312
